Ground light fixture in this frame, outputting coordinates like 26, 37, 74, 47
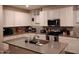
26, 5, 29, 7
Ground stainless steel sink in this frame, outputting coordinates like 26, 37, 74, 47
28, 39, 49, 46
38, 40, 49, 44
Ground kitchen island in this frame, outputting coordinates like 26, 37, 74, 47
3, 37, 67, 54
65, 39, 79, 54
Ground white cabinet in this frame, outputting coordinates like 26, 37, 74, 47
14, 11, 25, 26
60, 6, 74, 26
73, 10, 77, 26
39, 11, 48, 26
26, 13, 31, 26
34, 15, 40, 26
31, 14, 40, 26
14, 11, 31, 26
4, 9, 15, 27
73, 7, 79, 25
48, 9, 60, 20
75, 6, 79, 23
76, 10, 79, 23
31, 11, 48, 26
4, 9, 31, 27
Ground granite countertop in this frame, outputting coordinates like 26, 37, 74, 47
64, 39, 79, 54
3, 37, 67, 54
60, 35, 79, 38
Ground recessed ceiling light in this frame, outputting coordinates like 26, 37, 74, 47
26, 5, 29, 7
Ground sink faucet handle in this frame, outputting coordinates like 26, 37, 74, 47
37, 35, 39, 38
34, 35, 39, 38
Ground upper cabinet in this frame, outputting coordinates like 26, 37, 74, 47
32, 15, 41, 26
14, 11, 31, 26
4, 6, 75, 27
4, 9, 15, 27
48, 9, 60, 20
76, 10, 79, 23
73, 6, 79, 26
4, 9, 31, 27
39, 11, 48, 26
31, 6, 74, 26
60, 6, 74, 26
31, 10, 48, 26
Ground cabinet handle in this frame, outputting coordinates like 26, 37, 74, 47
35, 23, 40, 24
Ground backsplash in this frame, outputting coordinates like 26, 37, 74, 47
3, 26, 73, 36
72, 26, 79, 37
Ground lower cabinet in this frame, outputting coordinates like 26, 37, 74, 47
9, 45, 38, 54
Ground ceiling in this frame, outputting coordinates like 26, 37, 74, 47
5, 5, 73, 11
9, 5, 47, 10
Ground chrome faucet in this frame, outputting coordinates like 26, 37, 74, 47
33, 35, 39, 39
33, 35, 40, 44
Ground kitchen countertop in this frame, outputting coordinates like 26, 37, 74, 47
64, 39, 79, 54
59, 35, 79, 38
3, 37, 67, 54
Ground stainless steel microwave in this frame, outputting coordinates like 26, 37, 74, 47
48, 19, 60, 26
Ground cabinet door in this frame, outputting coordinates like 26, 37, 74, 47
73, 10, 77, 26
74, 10, 79, 25
35, 15, 40, 26
4, 9, 15, 27
14, 11, 31, 26
31, 11, 48, 26
23, 13, 31, 26
14, 11, 27, 26
60, 6, 74, 26
31, 15, 40, 26
39, 11, 48, 26
48, 9, 60, 20
76, 10, 79, 23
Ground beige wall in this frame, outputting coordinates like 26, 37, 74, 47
0, 5, 3, 42
0, 5, 3, 51
42, 5, 73, 11
3, 5, 30, 13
